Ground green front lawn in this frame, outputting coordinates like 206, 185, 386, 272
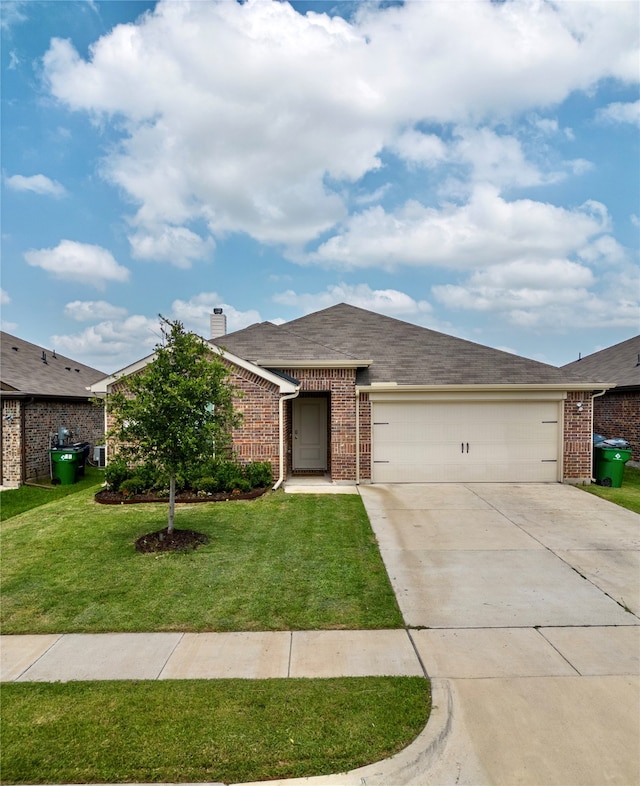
0, 466, 105, 521
1, 677, 430, 784
1, 487, 403, 633
580, 465, 640, 514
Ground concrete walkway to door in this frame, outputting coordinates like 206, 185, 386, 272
359, 482, 640, 786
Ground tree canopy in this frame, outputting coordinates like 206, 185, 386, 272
106, 317, 239, 533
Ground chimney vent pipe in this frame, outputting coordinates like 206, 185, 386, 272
210, 309, 227, 340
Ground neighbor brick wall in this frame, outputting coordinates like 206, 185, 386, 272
563, 391, 593, 483
1, 398, 104, 486
1, 399, 22, 486
594, 391, 639, 461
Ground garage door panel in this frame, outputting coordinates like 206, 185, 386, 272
372, 400, 559, 483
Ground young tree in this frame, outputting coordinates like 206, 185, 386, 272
106, 317, 239, 534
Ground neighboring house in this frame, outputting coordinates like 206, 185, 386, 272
91, 304, 614, 486
563, 335, 640, 461
1, 332, 106, 487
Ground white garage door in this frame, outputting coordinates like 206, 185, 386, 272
371, 400, 560, 483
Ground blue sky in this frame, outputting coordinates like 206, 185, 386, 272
2, 0, 638, 375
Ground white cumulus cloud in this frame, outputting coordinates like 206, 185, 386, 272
4, 173, 66, 197
169, 293, 262, 337
306, 188, 611, 271
129, 225, 215, 268
273, 283, 432, 318
596, 100, 640, 127
40, 0, 639, 255
64, 300, 129, 322
24, 240, 130, 287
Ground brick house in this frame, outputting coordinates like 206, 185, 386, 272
1, 332, 106, 487
563, 335, 640, 461
91, 304, 614, 486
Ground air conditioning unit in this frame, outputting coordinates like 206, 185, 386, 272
93, 445, 106, 468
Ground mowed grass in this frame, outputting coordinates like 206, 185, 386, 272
580, 465, 640, 514
1, 488, 403, 633
0, 466, 104, 520
1, 677, 430, 784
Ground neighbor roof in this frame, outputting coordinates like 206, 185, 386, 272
220, 303, 609, 387
1, 332, 106, 398
562, 335, 640, 390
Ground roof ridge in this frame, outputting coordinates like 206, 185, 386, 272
275, 322, 362, 361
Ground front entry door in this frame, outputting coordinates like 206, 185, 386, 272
293, 398, 328, 471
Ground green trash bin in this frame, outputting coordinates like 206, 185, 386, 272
594, 444, 632, 488
50, 448, 81, 485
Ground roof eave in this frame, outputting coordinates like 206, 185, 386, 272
90, 342, 300, 396
357, 382, 617, 393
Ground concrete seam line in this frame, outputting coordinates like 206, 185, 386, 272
157, 631, 185, 680
287, 631, 293, 678
406, 628, 429, 679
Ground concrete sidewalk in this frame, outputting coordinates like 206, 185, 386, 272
1, 629, 424, 682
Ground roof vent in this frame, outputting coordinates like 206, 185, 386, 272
210, 308, 227, 340
636, 354, 640, 367
41, 351, 48, 364
12, 346, 18, 352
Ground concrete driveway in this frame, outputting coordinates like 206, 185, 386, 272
359, 483, 640, 786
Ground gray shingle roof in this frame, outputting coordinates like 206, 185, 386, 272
220, 303, 605, 386
562, 335, 640, 390
1, 332, 106, 398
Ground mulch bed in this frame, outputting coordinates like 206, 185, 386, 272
95, 487, 268, 505
95, 487, 269, 553
135, 528, 209, 553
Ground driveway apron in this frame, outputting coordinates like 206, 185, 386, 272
359, 482, 640, 786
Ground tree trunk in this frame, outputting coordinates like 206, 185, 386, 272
168, 474, 176, 534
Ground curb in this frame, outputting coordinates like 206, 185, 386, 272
234, 678, 453, 786
35, 680, 453, 786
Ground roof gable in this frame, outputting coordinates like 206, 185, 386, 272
1, 332, 106, 398
89, 335, 298, 395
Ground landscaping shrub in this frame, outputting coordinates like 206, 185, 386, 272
245, 461, 273, 489
104, 456, 271, 494
193, 477, 219, 494
119, 477, 145, 496
137, 460, 168, 492
104, 456, 130, 492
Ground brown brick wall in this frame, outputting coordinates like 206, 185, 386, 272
594, 391, 639, 460
277, 368, 358, 481
359, 392, 371, 480
1, 399, 22, 485
1, 398, 104, 486
228, 367, 281, 479
563, 391, 593, 482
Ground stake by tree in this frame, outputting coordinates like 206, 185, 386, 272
106, 317, 239, 534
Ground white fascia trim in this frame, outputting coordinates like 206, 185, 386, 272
89, 352, 157, 395
209, 343, 299, 393
357, 382, 616, 394
255, 359, 372, 369
90, 342, 299, 396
